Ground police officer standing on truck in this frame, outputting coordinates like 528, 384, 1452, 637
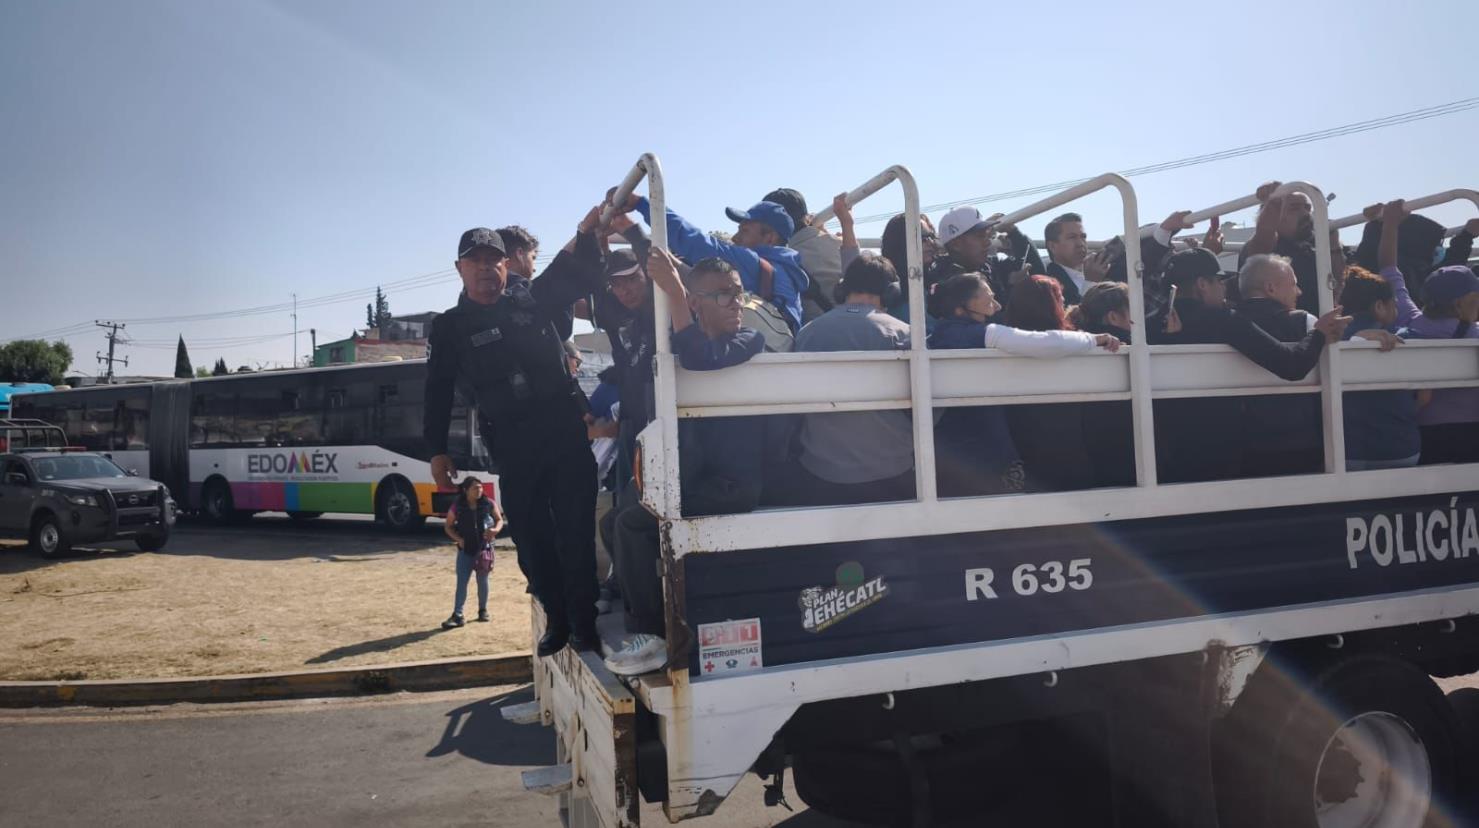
425, 214, 606, 656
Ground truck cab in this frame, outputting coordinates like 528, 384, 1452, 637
505, 157, 1479, 828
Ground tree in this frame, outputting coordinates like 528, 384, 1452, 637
174, 336, 193, 379
194, 366, 212, 378
0, 340, 73, 385
366, 286, 392, 332
211, 358, 229, 377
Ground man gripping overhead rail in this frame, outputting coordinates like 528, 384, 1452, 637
424, 215, 607, 657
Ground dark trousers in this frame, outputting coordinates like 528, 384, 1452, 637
613, 505, 665, 636
497, 439, 599, 634
1420, 423, 1479, 465
767, 461, 916, 508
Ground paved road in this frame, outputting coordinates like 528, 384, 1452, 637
0, 686, 847, 828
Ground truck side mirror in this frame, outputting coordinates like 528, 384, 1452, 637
5, 472, 28, 487
127, 469, 139, 477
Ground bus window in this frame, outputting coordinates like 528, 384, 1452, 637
122, 396, 149, 449
235, 381, 278, 447
277, 388, 323, 446
191, 389, 237, 447
78, 404, 114, 451
60, 405, 86, 447
323, 385, 368, 444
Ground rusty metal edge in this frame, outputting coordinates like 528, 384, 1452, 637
0, 651, 534, 708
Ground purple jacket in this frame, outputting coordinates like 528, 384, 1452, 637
1383, 266, 1479, 426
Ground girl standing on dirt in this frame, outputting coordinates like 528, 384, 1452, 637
442, 477, 505, 629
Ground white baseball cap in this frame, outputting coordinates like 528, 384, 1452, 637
937, 206, 998, 246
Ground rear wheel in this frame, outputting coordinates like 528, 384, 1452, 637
30, 513, 70, 558
201, 478, 240, 524
377, 478, 425, 532
1448, 687, 1479, 820
1214, 654, 1457, 828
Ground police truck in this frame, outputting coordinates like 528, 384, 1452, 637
503, 156, 1479, 828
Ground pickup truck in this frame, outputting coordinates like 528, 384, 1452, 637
0, 450, 176, 556
501, 160, 1479, 828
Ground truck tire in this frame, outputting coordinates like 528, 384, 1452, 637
135, 532, 169, 552
1449, 688, 1479, 821
30, 512, 71, 558
1214, 654, 1457, 828
377, 478, 425, 532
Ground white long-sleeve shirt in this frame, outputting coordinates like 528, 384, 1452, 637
983, 324, 1100, 356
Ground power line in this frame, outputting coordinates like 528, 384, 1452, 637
125, 332, 298, 349
838, 95, 1479, 227
11, 95, 1476, 344
2, 268, 458, 343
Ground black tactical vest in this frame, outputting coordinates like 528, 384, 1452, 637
443, 280, 579, 425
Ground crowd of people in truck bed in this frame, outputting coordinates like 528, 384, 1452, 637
472, 182, 1479, 675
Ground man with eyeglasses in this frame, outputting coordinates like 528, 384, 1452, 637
604, 251, 767, 676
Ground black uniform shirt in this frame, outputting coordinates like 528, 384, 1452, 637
424, 233, 603, 461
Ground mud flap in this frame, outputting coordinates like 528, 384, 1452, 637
532, 599, 641, 828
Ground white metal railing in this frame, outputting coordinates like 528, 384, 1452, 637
601, 155, 678, 518
602, 157, 1478, 556
1329, 189, 1479, 232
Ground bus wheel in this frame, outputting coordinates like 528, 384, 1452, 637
1214, 654, 1456, 828
202, 479, 241, 525
377, 478, 424, 532
30, 513, 70, 558
287, 511, 323, 521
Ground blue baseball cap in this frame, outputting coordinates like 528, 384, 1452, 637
725, 201, 795, 242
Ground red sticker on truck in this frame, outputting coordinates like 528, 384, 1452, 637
697, 618, 763, 676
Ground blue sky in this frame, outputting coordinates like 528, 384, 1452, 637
2, 0, 1476, 376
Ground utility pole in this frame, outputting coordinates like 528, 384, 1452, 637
95, 320, 127, 384
310, 328, 317, 367
292, 293, 298, 368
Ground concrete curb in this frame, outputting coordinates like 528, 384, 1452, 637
0, 651, 533, 708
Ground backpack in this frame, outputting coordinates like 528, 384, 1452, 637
740, 294, 794, 353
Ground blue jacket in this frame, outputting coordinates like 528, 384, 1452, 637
927, 318, 1021, 474
671, 324, 766, 516
1342, 314, 1420, 462
636, 197, 809, 333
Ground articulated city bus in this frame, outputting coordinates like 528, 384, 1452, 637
11, 360, 489, 530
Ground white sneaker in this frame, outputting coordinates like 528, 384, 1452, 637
603, 633, 668, 676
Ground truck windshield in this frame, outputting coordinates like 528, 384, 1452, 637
31, 455, 128, 481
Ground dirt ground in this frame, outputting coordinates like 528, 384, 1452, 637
0, 516, 533, 681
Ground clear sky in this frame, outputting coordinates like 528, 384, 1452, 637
3, 0, 1475, 377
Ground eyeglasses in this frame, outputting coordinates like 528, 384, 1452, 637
695, 288, 745, 308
